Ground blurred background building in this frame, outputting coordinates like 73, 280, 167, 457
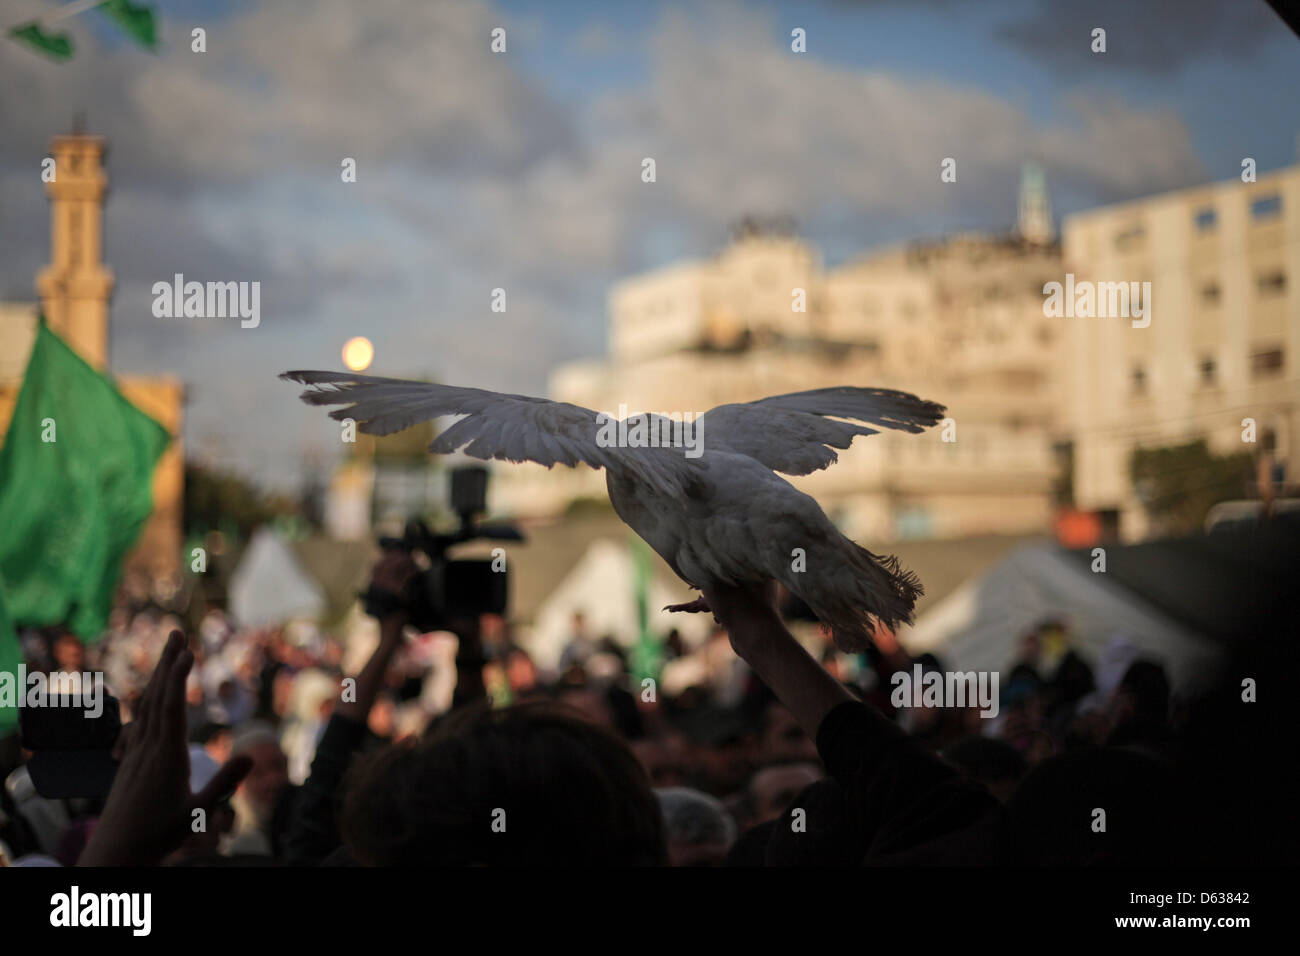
495, 166, 1066, 542
1061, 163, 1299, 539
491, 161, 1298, 550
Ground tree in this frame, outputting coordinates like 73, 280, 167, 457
183, 463, 296, 539
1130, 439, 1254, 535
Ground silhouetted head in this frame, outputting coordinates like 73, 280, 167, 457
342, 701, 665, 865
1114, 659, 1170, 723
943, 735, 1028, 802
1005, 747, 1180, 865
656, 787, 736, 866
50, 629, 85, 672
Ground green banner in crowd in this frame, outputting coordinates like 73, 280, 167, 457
628, 535, 663, 686
0, 584, 19, 732
0, 320, 169, 642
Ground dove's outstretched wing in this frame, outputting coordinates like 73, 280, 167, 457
281, 370, 690, 495
701, 386, 946, 476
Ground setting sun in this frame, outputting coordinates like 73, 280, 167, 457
341, 336, 374, 371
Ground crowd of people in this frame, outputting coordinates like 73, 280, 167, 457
0, 548, 1290, 867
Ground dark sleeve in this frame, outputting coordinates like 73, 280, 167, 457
281, 714, 369, 866
814, 701, 1002, 864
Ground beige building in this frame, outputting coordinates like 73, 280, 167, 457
0, 134, 184, 583
495, 205, 1066, 542
1060, 163, 1300, 538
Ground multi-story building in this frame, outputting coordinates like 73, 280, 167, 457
1060, 164, 1299, 538
494, 188, 1068, 542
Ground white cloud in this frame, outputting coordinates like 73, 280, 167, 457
0, 0, 1210, 484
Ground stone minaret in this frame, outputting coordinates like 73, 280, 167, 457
36, 134, 114, 368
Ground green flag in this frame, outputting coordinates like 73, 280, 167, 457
98, 0, 157, 50
0, 321, 170, 639
628, 536, 663, 684
8, 22, 74, 60
0, 583, 20, 733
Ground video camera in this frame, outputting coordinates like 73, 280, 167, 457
362, 465, 524, 632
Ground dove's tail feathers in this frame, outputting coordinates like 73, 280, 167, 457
794, 539, 923, 653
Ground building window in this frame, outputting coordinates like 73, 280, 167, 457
1131, 364, 1147, 396
1250, 347, 1284, 378
895, 507, 934, 540
1256, 270, 1286, 296
1199, 356, 1217, 386
1114, 224, 1146, 252
1194, 207, 1217, 232
1200, 280, 1221, 305
1250, 194, 1282, 221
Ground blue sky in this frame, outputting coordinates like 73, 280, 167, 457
1, 0, 1296, 487
504, 0, 1299, 184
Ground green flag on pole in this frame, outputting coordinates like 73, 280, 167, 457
98, 0, 157, 50
6, 0, 159, 61
7, 22, 74, 60
0, 320, 170, 640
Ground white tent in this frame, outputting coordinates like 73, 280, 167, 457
527, 538, 713, 669
900, 544, 1223, 692
228, 527, 326, 628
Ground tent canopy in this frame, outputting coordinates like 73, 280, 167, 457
527, 538, 713, 669
228, 527, 326, 628
902, 544, 1222, 692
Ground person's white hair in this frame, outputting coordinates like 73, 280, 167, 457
655, 787, 737, 848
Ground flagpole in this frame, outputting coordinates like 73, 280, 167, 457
39, 0, 107, 25
3, 0, 100, 33
5, 0, 104, 32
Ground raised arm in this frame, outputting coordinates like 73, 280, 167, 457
282, 551, 416, 865
336, 551, 416, 723
700, 581, 852, 739
702, 581, 1004, 865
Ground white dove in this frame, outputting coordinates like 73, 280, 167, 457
282, 370, 945, 650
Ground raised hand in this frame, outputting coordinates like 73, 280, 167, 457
700, 580, 851, 740
78, 630, 253, 866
